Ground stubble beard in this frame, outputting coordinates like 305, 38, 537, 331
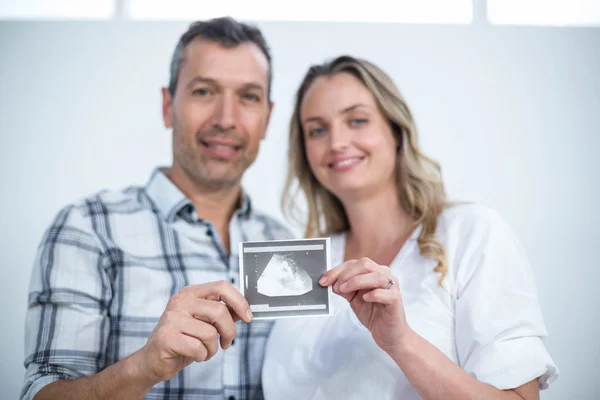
173, 130, 251, 193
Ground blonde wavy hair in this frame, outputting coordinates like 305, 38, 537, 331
281, 55, 450, 285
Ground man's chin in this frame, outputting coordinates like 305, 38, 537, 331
175, 156, 250, 191
194, 172, 243, 191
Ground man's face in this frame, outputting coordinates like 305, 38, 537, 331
162, 38, 273, 190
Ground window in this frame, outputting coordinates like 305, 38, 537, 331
127, 0, 473, 24
4, 0, 597, 26
0, 0, 116, 20
488, 0, 600, 26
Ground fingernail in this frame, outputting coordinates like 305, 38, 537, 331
319, 275, 328, 285
223, 342, 231, 350
246, 309, 253, 322
340, 282, 348, 292
333, 283, 340, 292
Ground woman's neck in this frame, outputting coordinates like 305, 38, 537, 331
342, 187, 415, 265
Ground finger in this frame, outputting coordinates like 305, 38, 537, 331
339, 272, 392, 293
181, 316, 220, 361
182, 281, 253, 323
225, 303, 244, 324
168, 291, 242, 325
334, 258, 380, 292
169, 332, 209, 362
319, 260, 353, 286
319, 258, 366, 287
187, 300, 237, 349
362, 288, 401, 306
164, 312, 220, 360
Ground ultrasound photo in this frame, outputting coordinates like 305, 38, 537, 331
239, 238, 331, 319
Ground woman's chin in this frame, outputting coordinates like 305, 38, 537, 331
325, 181, 371, 200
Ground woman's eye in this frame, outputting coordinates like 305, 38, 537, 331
308, 127, 325, 137
350, 119, 367, 127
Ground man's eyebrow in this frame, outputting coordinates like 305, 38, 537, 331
185, 76, 217, 89
239, 82, 266, 92
185, 77, 266, 93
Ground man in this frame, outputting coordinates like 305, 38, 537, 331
22, 17, 292, 400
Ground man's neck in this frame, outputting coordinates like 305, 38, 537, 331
165, 167, 242, 246
191, 188, 242, 226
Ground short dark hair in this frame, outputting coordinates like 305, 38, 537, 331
168, 16, 273, 100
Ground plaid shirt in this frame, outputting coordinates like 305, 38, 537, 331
21, 168, 294, 400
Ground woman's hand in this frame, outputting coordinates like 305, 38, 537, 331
320, 257, 410, 353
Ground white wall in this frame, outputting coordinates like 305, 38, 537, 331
1, 20, 598, 399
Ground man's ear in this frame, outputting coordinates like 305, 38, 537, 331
162, 87, 173, 129
262, 101, 274, 139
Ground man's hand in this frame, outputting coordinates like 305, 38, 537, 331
133, 280, 253, 384
33, 280, 253, 400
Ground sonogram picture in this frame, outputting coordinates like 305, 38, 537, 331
239, 238, 331, 319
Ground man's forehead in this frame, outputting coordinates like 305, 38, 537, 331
180, 38, 269, 87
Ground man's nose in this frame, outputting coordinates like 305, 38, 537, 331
212, 93, 238, 131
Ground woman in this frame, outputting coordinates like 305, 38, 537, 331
262, 55, 558, 399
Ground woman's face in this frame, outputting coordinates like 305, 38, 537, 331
300, 72, 398, 201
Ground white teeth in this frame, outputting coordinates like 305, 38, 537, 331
332, 158, 361, 167
207, 143, 236, 150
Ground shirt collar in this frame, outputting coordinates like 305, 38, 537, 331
238, 190, 253, 218
145, 167, 253, 222
145, 168, 191, 222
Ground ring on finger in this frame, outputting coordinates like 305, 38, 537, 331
384, 277, 394, 290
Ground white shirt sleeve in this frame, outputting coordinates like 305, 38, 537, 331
452, 206, 558, 390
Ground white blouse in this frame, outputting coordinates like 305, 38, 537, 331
262, 204, 558, 399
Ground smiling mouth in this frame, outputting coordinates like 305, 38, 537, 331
328, 156, 365, 169
199, 139, 244, 160
200, 140, 242, 151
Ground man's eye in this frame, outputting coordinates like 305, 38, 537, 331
243, 93, 260, 102
192, 88, 210, 96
